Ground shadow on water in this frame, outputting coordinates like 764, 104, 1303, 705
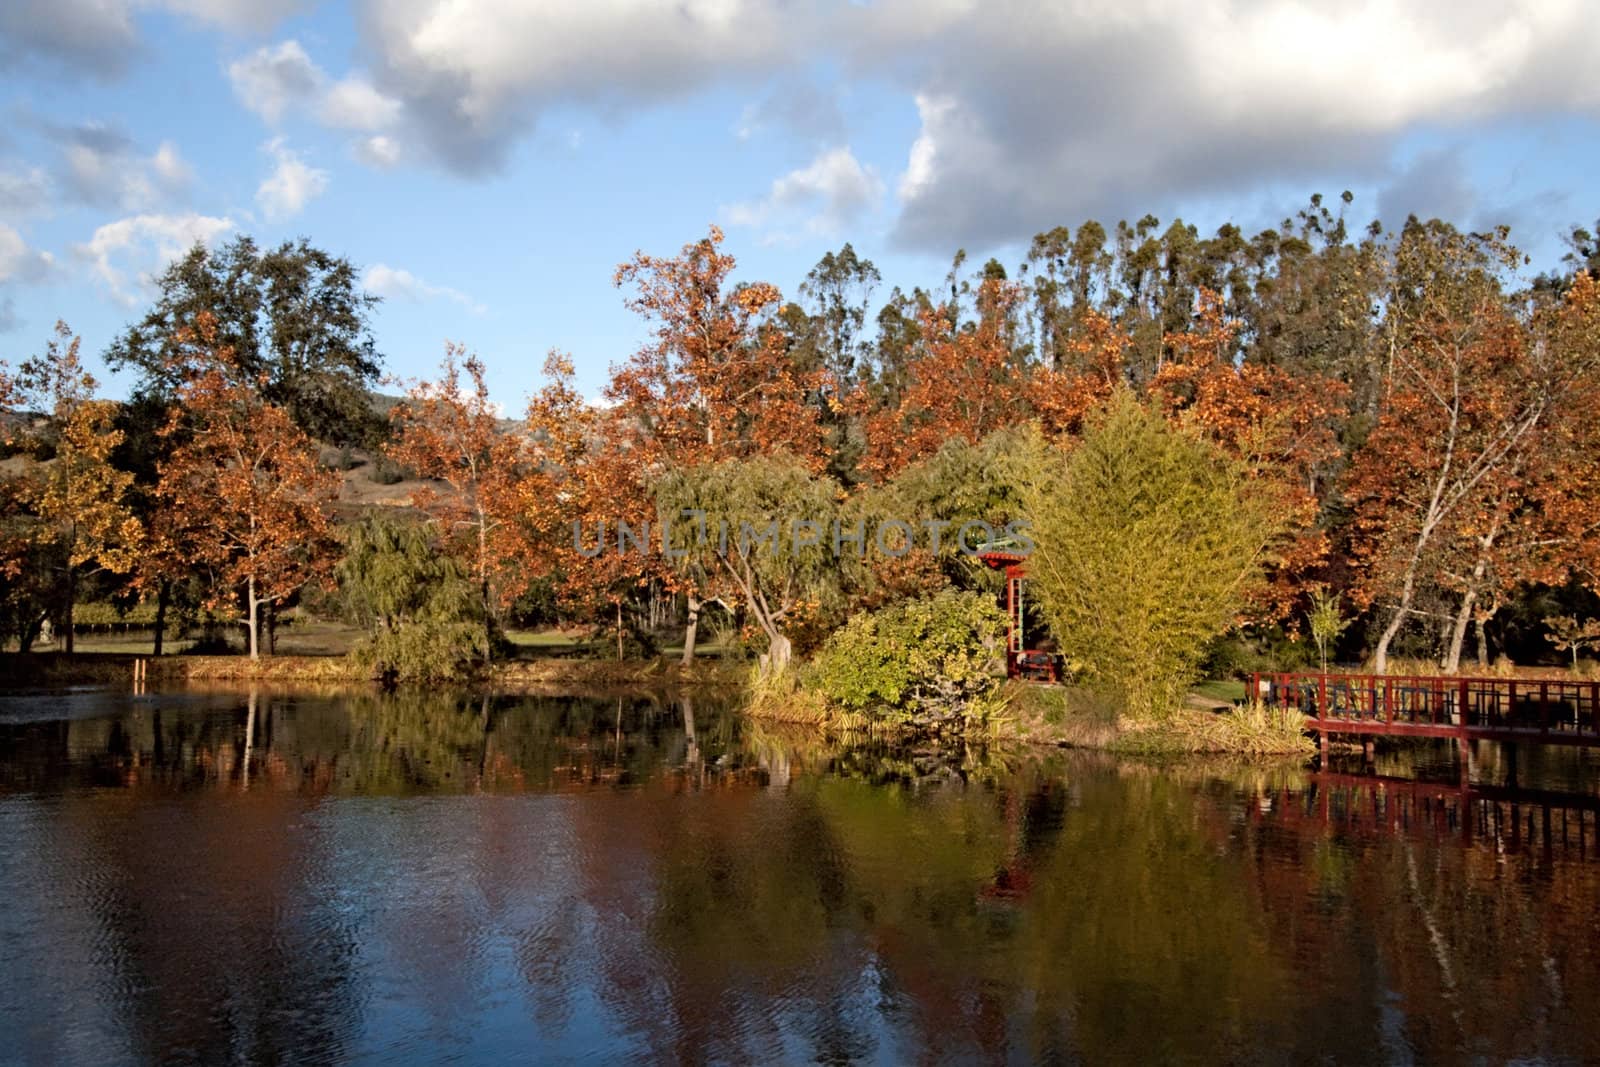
2, 685, 1599, 1064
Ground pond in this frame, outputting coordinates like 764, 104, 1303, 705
2, 686, 1599, 1064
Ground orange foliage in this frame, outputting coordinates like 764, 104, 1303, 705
857, 279, 1028, 480
1027, 310, 1128, 442
1149, 292, 1348, 623
608, 225, 828, 471
155, 315, 338, 658
387, 347, 533, 627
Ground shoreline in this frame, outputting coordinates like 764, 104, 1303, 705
0, 653, 1350, 758
0, 651, 746, 690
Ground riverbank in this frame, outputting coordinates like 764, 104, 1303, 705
742, 677, 1316, 756
0, 652, 746, 690
0, 653, 1324, 756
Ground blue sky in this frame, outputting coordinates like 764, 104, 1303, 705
2, 0, 1598, 408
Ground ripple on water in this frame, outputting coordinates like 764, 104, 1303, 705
1, 687, 1599, 1063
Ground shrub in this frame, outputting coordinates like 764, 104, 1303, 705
337, 514, 487, 683
369, 456, 412, 485
810, 590, 1005, 725
350, 619, 487, 684
1015, 390, 1285, 720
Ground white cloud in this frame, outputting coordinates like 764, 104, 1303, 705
0, 223, 54, 284
725, 146, 883, 237
320, 76, 402, 130
869, 0, 1600, 248
354, 134, 403, 168
75, 212, 233, 304
315, 0, 1600, 246
227, 40, 405, 162
227, 40, 322, 124
255, 138, 328, 221
150, 140, 191, 187
43, 119, 192, 210
359, 0, 804, 172
363, 263, 486, 314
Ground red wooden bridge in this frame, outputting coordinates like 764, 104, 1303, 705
1254, 671, 1600, 750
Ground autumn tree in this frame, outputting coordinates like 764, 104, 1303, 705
1026, 309, 1130, 441
155, 316, 338, 659
611, 225, 827, 467
1148, 291, 1348, 623
11, 323, 142, 652
1347, 224, 1600, 672
856, 277, 1029, 480
608, 226, 829, 660
387, 347, 529, 657
1426, 273, 1600, 670
518, 351, 666, 656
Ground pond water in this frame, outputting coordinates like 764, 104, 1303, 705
2, 686, 1599, 1065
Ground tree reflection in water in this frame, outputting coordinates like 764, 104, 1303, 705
1, 687, 1598, 1063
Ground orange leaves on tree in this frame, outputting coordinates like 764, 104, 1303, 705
609, 225, 828, 471
1149, 291, 1349, 623
9, 323, 144, 650
1343, 263, 1600, 670
857, 278, 1028, 480
1026, 309, 1129, 442
387, 346, 531, 639
154, 314, 338, 659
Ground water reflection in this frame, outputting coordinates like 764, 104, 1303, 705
1, 687, 1598, 1064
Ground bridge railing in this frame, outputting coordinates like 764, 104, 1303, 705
1252, 672, 1600, 738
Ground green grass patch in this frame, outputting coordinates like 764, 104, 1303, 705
1193, 678, 1248, 704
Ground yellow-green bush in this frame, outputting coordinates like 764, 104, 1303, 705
809, 590, 1004, 725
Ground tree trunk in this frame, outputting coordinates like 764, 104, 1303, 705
681, 595, 700, 667
616, 600, 625, 661
762, 632, 792, 676
246, 574, 260, 661
63, 562, 76, 654
478, 508, 494, 665
1443, 590, 1476, 674
1373, 603, 1408, 675
153, 579, 169, 656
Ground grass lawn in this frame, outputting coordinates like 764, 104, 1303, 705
63, 621, 742, 663
1193, 678, 1248, 704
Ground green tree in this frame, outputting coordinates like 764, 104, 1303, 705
337, 514, 487, 683
1307, 588, 1348, 673
1017, 391, 1284, 718
657, 454, 844, 674
106, 235, 384, 444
